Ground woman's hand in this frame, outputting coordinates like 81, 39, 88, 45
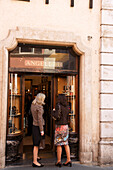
53, 108, 55, 111
41, 131, 44, 136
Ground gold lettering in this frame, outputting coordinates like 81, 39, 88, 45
25, 60, 62, 68
25, 60, 44, 67
56, 62, 63, 67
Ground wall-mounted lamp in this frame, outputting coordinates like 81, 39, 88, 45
89, 0, 93, 9
71, 0, 74, 7
45, 0, 49, 4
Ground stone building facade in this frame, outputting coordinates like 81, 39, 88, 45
0, 0, 113, 168
99, 0, 113, 164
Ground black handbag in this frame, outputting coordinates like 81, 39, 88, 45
52, 103, 61, 121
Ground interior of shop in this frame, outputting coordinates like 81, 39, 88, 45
22, 74, 77, 162
23, 75, 52, 162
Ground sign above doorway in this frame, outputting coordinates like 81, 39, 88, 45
9, 44, 79, 74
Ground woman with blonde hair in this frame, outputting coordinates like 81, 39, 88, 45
31, 93, 46, 167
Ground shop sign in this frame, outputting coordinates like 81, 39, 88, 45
10, 57, 63, 69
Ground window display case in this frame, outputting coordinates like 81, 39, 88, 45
6, 73, 24, 163
57, 75, 78, 159
58, 76, 76, 132
7, 73, 22, 135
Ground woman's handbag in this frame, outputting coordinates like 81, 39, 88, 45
52, 103, 61, 121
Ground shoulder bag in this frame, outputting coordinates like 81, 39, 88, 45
52, 103, 61, 121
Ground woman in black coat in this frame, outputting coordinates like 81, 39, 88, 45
52, 94, 72, 167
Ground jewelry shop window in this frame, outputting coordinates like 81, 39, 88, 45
7, 73, 22, 135
57, 76, 77, 133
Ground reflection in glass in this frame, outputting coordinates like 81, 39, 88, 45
8, 73, 22, 134
58, 76, 76, 132
10, 46, 78, 73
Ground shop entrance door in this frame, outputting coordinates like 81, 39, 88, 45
7, 43, 79, 165
23, 74, 54, 161
6, 73, 79, 165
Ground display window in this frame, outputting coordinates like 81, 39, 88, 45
8, 73, 22, 135
57, 76, 76, 132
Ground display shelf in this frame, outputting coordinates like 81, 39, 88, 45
10, 94, 21, 97
7, 130, 23, 137
9, 130, 22, 135
10, 113, 21, 117
69, 113, 75, 116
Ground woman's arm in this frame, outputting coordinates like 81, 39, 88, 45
37, 108, 44, 133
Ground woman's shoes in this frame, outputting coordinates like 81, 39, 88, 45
55, 162, 62, 167
32, 163, 44, 167
63, 161, 72, 167
32, 157, 41, 162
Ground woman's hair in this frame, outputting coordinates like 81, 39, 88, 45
32, 93, 46, 105
57, 94, 67, 106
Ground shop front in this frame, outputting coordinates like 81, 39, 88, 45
6, 43, 79, 165
0, 27, 99, 168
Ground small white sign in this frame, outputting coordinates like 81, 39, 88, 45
44, 58, 55, 69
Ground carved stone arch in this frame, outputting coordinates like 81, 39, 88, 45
1, 27, 87, 54
0, 27, 99, 168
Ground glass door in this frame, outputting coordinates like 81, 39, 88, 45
56, 75, 78, 133
53, 74, 79, 159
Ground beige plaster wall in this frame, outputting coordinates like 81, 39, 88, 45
0, 0, 100, 46
0, 0, 100, 168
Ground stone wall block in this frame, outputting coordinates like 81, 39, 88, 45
101, 25, 113, 37
101, 81, 113, 93
101, 53, 113, 65
99, 143, 113, 164
100, 122, 113, 138
100, 94, 113, 108
102, 0, 113, 9
100, 110, 113, 121
101, 66, 113, 80
101, 10, 113, 25
101, 38, 113, 53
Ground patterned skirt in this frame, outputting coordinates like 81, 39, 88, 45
54, 125, 69, 146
